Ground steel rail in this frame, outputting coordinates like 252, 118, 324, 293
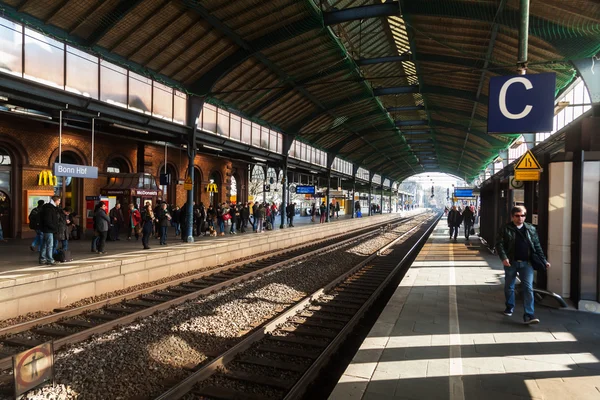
284, 213, 441, 399
0, 215, 415, 371
0, 215, 410, 337
153, 213, 437, 400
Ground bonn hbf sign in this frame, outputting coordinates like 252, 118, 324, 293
53, 163, 98, 179
488, 73, 555, 134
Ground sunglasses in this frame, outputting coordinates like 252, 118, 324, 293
513, 214, 526, 217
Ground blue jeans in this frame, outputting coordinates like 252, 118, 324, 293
53, 239, 68, 253
0, 224, 3, 241
174, 223, 181, 236
219, 220, 225, 233
160, 226, 168, 244
504, 261, 535, 317
32, 230, 43, 248
39, 232, 54, 264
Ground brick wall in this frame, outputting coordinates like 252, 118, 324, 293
0, 116, 250, 238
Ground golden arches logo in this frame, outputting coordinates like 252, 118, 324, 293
38, 170, 57, 186
206, 183, 218, 193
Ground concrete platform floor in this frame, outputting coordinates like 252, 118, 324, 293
330, 221, 600, 400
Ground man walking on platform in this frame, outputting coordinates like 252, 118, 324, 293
447, 205, 462, 240
496, 206, 551, 325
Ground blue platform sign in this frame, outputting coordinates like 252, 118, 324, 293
295, 185, 315, 194
53, 163, 98, 179
488, 73, 556, 133
454, 188, 474, 198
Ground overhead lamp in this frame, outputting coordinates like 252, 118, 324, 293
111, 123, 148, 134
554, 101, 569, 115
252, 157, 267, 162
0, 96, 7, 102
510, 140, 523, 149
10, 108, 52, 120
203, 144, 223, 151
493, 156, 503, 163
309, 170, 319, 174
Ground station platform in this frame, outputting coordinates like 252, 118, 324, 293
330, 219, 600, 400
0, 211, 421, 320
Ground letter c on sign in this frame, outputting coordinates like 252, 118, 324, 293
499, 77, 533, 120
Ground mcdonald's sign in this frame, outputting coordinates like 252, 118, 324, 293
38, 170, 57, 186
206, 183, 218, 193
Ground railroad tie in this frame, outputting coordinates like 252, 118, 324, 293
239, 355, 306, 373
58, 320, 98, 329
222, 368, 294, 390
194, 385, 277, 400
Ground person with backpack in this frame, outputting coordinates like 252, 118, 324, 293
29, 199, 45, 252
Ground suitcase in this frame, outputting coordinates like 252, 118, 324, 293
54, 249, 73, 263
356, 210, 362, 218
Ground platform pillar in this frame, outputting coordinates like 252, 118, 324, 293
184, 96, 203, 243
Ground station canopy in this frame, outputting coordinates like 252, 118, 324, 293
2, 0, 598, 182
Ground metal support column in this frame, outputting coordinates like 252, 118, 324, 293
326, 169, 332, 222
280, 135, 294, 229
184, 96, 203, 243
380, 185, 383, 213
352, 178, 356, 218
517, 0, 530, 73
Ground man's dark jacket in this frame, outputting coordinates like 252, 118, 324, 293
39, 202, 59, 234
495, 222, 546, 263
447, 209, 462, 227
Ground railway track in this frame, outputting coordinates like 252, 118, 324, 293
155, 213, 441, 400
0, 215, 416, 375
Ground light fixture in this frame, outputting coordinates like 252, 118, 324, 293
10, 108, 52, 120
493, 156, 503, 163
0, 96, 7, 102
203, 144, 223, 151
309, 170, 319, 174
510, 140, 523, 149
252, 157, 267, 162
110, 123, 148, 134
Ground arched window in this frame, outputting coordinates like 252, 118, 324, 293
54, 151, 83, 211
230, 175, 237, 204
250, 165, 265, 202
0, 148, 11, 191
106, 157, 130, 173
162, 164, 178, 205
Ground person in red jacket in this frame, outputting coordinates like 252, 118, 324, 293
127, 203, 142, 240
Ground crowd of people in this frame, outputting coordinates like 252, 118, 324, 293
23, 197, 357, 263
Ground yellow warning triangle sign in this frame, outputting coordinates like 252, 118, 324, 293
515, 150, 541, 170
